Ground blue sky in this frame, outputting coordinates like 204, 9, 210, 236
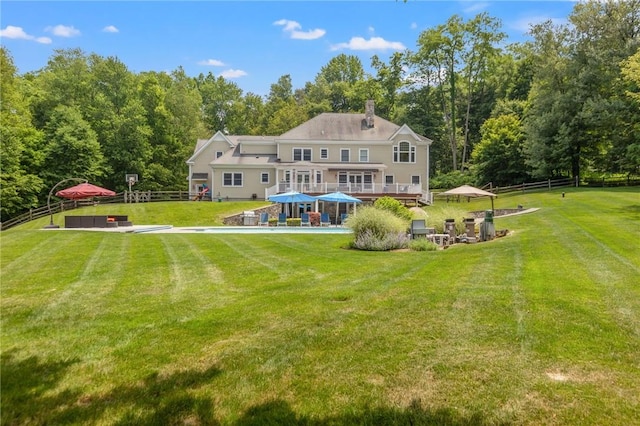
1, 1, 575, 96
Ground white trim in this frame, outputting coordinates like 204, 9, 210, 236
340, 148, 350, 162
222, 172, 244, 187
359, 148, 369, 162
186, 131, 234, 164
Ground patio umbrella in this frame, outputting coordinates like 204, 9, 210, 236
268, 191, 318, 217
56, 182, 116, 200
441, 185, 497, 211
316, 191, 362, 224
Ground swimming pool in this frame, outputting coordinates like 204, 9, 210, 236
131, 225, 352, 234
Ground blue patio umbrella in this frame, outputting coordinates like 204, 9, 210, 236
316, 192, 362, 224
268, 191, 318, 217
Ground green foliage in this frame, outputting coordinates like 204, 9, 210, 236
430, 170, 473, 189
472, 114, 529, 186
423, 204, 470, 234
373, 196, 413, 221
0, 48, 44, 220
408, 238, 439, 251
348, 206, 409, 251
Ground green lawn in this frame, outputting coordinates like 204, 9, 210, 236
2, 188, 639, 425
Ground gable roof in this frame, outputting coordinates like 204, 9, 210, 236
187, 131, 236, 164
279, 113, 405, 141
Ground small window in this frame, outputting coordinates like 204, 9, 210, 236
223, 172, 243, 187
320, 148, 328, 159
260, 172, 269, 184
340, 149, 350, 162
359, 149, 369, 162
293, 148, 312, 161
385, 175, 394, 185
412, 175, 421, 185
215, 151, 223, 159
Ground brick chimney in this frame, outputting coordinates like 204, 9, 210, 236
365, 100, 375, 128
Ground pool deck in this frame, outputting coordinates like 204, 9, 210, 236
47, 225, 352, 234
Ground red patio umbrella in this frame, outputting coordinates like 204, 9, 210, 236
56, 182, 116, 200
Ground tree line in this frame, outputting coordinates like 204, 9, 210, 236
1, 0, 638, 221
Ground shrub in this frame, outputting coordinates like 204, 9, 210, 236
423, 205, 469, 234
373, 196, 413, 221
408, 238, 438, 252
349, 206, 410, 251
430, 170, 474, 190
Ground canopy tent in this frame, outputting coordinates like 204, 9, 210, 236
56, 182, 116, 200
268, 191, 318, 217
316, 191, 362, 224
441, 185, 497, 211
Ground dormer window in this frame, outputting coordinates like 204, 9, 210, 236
393, 141, 415, 163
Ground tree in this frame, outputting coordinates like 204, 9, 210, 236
472, 113, 529, 186
0, 48, 44, 220
409, 13, 505, 171
42, 105, 105, 186
196, 73, 244, 134
525, 0, 640, 179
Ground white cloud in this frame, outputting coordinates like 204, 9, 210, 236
273, 19, 326, 40
330, 36, 406, 52
220, 69, 247, 79
0, 25, 52, 44
103, 25, 119, 33
198, 59, 226, 66
46, 24, 81, 37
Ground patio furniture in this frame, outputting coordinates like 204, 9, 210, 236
277, 213, 287, 226
340, 213, 349, 226
320, 213, 331, 227
258, 212, 269, 226
411, 219, 433, 239
300, 213, 311, 226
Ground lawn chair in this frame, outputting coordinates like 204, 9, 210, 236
277, 213, 287, 226
320, 213, 331, 227
411, 219, 430, 239
340, 213, 348, 226
300, 213, 311, 226
258, 212, 269, 226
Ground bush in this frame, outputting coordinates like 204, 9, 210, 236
373, 196, 413, 221
430, 170, 473, 190
408, 238, 439, 251
349, 206, 410, 251
423, 205, 469, 234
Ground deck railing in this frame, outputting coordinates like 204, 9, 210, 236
265, 182, 422, 199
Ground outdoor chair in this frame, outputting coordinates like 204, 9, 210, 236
258, 212, 269, 226
277, 213, 287, 226
320, 213, 331, 227
411, 219, 430, 239
300, 213, 311, 226
340, 213, 348, 226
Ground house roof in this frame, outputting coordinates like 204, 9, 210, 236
211, 145, 278, 167
279, 113, 408, 141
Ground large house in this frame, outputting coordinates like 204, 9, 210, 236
186, 101, 433, 206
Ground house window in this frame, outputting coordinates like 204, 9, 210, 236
359, 149, 369, 162
215, 151, 223, 159
340, 149, 350, 162
223, 172, 243, 187
385, 175, 394, 185
260, 172, 269, 184
316, 171, 322, 184
320, 148, 328, 159
412, 175, 421, 185
338, 173, 348, 184
393, 141, 416, 163
293, 148, 312, 161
